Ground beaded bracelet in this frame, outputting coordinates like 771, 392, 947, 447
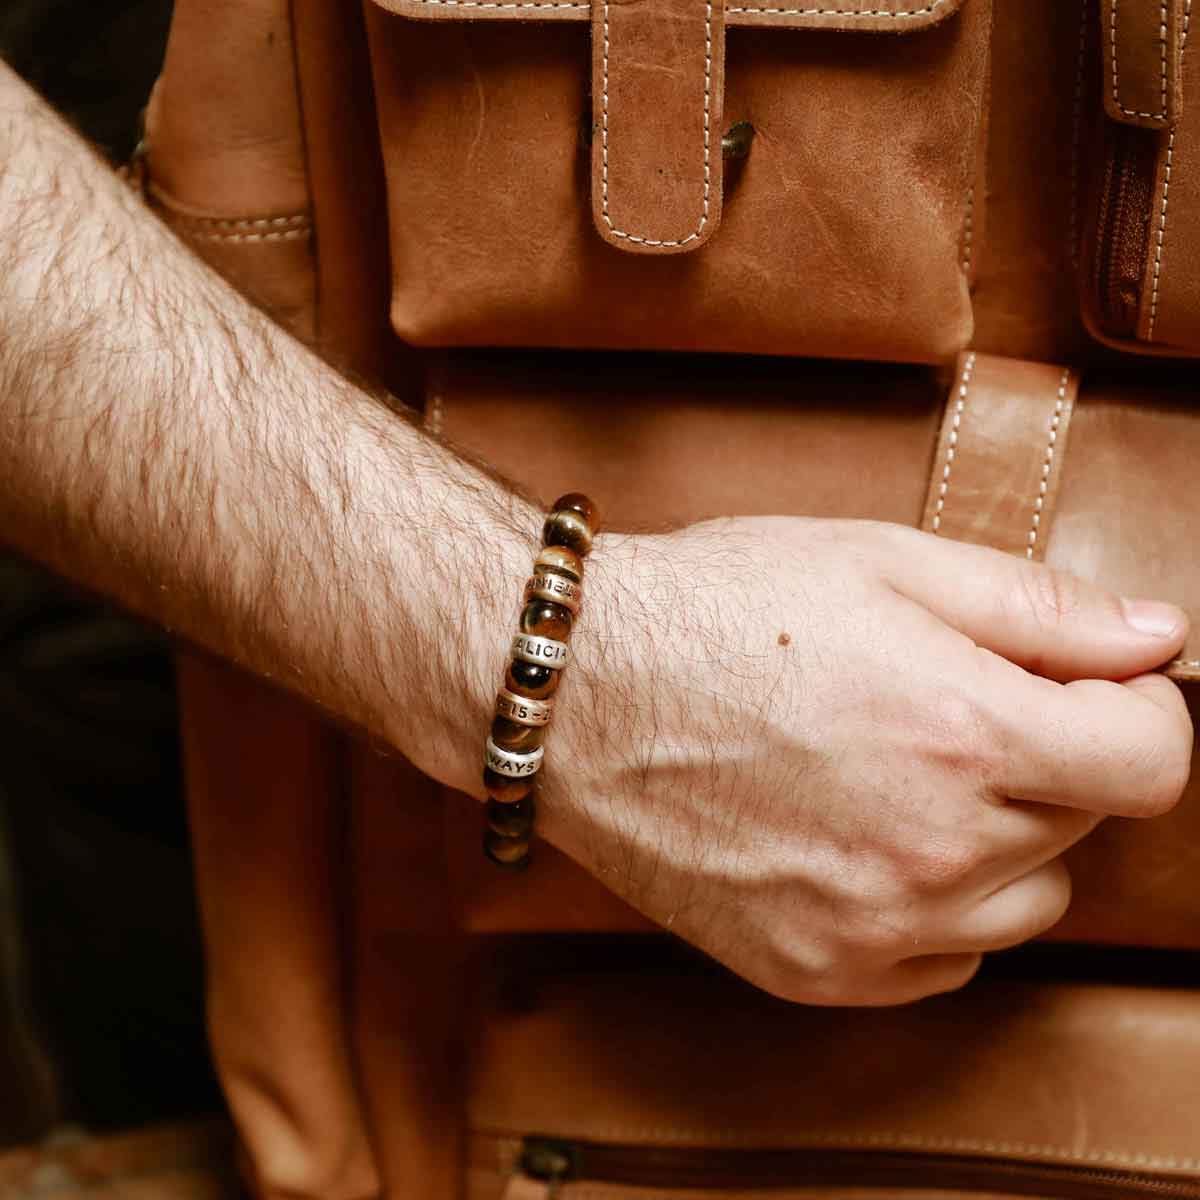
482, 493, 599, 869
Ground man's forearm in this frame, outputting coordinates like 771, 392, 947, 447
0, 62, 533, 792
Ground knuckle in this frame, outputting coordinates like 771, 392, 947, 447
927, 953, 985, 998
755, 934, 837, 1006
917, 682, 1009, 792
1027, 865, 1073, 937
1017, 565, 1101, 633
894, 834, 981, 895
1139, 747, 1191, 816
842, 905, 918, 959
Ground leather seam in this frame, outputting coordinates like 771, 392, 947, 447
159, 213, 311, 232
600, 0, 713, 247
930, 351, 975, 535
1024, 368, 1071, 560
1148, 127, 1177, 339
477, 1126, 1200, 1171
1148, 0, 1190, 339
401, 0, 948, 15
726, 1, 948, 15
1109, 0, 1171, 122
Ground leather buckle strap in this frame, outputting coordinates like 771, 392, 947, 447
921, 351, 1079, 562
591, 0, 727, 255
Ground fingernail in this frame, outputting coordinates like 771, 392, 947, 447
1122, 598, 1185, 638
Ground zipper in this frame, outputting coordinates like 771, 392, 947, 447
507, 1135, 1200, 1198
1090, 120, 1158, 339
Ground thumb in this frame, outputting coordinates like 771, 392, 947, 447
879, 528, 1189, 683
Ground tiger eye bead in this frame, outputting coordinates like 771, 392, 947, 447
483, 768, 533, 805
535, 545, 584, 583
490, 715, 545, 754
487, 795, 535, 839
484, 829, 531, 869
506, 660, 561, 701
552, 493, 599, 530
543, 509, 593, 557
521, 599, 572, 642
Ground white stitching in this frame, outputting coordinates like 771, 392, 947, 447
172, 214, 310, 232
1147, 0, 1189, 339
1147, 128, 1177, 339
404, 1, 588, 9
726, 1, 946, 14
600, 0, 712, 248
177, 226, 312, 244
1110, 0, 1171, 121
1025, 369, 1071, 561
1172, 658, 1200, 668
403, 0, 949, 15
930, 351, 975, 535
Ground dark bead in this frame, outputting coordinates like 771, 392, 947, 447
521, 599, 572, 642
543, 509, 593, 556
483, 768, 533, 804
535, 545, 584, 583
490, 715, 545, 754
506, 660, 561, 701
484, 829, 531, 870
487, 795, 535, 838
552, 493, 599, 530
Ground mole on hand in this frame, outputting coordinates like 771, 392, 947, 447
777, 632, 791, 647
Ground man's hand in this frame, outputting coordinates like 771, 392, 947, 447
532, 519, 1192, 1006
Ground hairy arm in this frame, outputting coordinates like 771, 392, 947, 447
0, 60, 1192, 1007
0, 61, 533, 794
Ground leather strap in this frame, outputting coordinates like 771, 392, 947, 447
1101, 0, 1188, 129
921, 352, 1079, 562
591, 0, 726, 255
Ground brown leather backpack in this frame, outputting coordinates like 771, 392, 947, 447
141, 1, 1200, 1196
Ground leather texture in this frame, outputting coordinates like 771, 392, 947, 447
1101, 0, 1187, 129
590, 0, 725, 254
463, 970, 1200, 1178
362, 0, 988, 360
1141, 17, 1200, 349
137, 0, 1200, 1197
920, 353, 1078, 562
1079, 0, 1200, 355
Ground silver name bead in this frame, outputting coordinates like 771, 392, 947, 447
511, 633, 570, 669
496, 688, 553, 727
485, 737, 545, 778
524, 572, 582, 614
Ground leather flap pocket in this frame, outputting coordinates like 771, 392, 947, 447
362, 0, 988, 361
1081, 0, 1200, 355
371, 0, 968, 256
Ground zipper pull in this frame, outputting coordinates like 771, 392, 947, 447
503, 1137, 578, 1200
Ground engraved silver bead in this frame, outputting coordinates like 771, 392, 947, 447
496, 688, 553, 727
511, 633, 570, 670
485, 736, 544, 778
524, 572, 582, 614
